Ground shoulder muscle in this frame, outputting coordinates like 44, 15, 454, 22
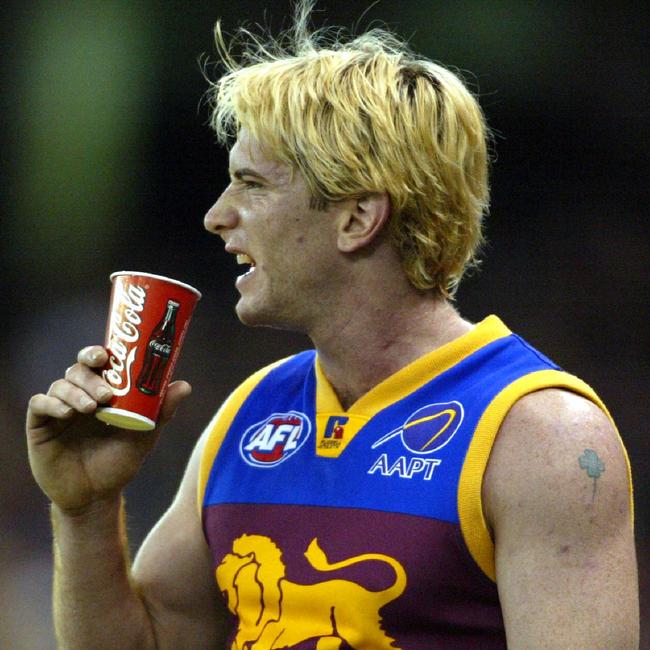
485, 388, 632, 531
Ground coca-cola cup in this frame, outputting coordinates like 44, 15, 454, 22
95, 271, 201, 431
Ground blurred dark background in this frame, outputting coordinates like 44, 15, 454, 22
1, 1, 647, 647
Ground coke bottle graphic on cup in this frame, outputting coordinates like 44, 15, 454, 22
136, 300, 179, 395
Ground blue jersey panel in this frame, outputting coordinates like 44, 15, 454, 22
204, 334, 560, 523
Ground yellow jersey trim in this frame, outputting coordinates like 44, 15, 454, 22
312, 315, 511, 458
457, 369, 634, 581
197, 357, 291, 514
316, 315, 510, 417
315, 315, 512, 408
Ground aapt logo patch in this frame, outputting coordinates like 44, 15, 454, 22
372, 401, 464, 454
240, 411, 311, 467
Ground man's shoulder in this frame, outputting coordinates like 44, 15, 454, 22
483, 387, 632, 539
497, 387, 614, 441
494, 387, 623, 463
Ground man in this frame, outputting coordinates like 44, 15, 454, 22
26, 2, 638, 648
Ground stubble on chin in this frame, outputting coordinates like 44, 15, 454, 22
235, 298, 308, 333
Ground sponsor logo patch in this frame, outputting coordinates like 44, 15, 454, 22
368, 401, 464, 480
315, 413, 368, 457
368, 454, 442, 480
240, 411, 311, 467
317, 415, 348, 450
371, 401, 464, 454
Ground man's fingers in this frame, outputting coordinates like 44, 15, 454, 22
27, 393, 75, 431
48, 378, 99, 414
63, 364, 114, 404
77, 345, 108, 368
157, 381, 192, 429
26, 347, 114, 438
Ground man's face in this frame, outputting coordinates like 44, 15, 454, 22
204, 131, 339, 331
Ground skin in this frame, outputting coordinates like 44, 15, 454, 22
208, 132, 474, 407
26, 131, 639, 648
484, 390, 638, 648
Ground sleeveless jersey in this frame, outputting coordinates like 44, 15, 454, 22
199, 315, 631, 649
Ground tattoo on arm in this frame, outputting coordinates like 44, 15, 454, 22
578, 449, 605, 502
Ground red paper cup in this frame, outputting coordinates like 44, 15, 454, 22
95, 271, 201, 431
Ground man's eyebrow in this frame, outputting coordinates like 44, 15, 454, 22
231, 168, 267, 181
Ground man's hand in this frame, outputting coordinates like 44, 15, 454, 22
26, 345, 191, 514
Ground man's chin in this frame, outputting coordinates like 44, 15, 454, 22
234, 302, 263, 327
235, 301, 303, 332
235, 301, 276, 328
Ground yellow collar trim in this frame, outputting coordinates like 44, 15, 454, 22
315, 315, 511, 417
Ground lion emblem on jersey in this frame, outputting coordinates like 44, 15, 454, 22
216, 534, 407, 649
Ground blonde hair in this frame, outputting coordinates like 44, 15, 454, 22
208, 1, 491, 297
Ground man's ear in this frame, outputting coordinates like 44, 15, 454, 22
336, 192, 391, 253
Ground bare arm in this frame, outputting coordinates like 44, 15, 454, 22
49, 430, 226, 650
483, 389, 639, 649
51, 497, 155, 649
131, 427, 228, 649
27, 346, 226, 649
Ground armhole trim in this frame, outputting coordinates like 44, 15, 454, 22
196, 357, 291, 516
457, 369, 633, 581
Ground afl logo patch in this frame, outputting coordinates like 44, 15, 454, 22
371, 401, 464, 454
240, 411, 311, 467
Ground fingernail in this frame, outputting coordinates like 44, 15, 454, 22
97, 386, 112, 401
80, 395, 95, 409
59, 404, 73, 416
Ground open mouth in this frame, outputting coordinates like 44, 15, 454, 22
236, 253, 256, 277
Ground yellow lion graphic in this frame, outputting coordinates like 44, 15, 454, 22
216, 534, 407, 650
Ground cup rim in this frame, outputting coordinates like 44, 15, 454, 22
110, 271, 202, 299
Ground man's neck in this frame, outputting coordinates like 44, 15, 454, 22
310, 293, 473, 411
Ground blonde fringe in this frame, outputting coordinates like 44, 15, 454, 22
208, 0, 491, 297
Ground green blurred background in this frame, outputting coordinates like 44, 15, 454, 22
1, 1, 648, 647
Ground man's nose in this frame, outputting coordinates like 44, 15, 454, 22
204, 191, 238, 235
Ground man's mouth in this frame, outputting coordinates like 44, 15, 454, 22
236, 253, 256, 277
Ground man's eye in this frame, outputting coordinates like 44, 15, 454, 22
243, 180, 263, 189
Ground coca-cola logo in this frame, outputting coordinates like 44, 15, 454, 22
149, 340, 172, 356
103, 284, 146, 396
